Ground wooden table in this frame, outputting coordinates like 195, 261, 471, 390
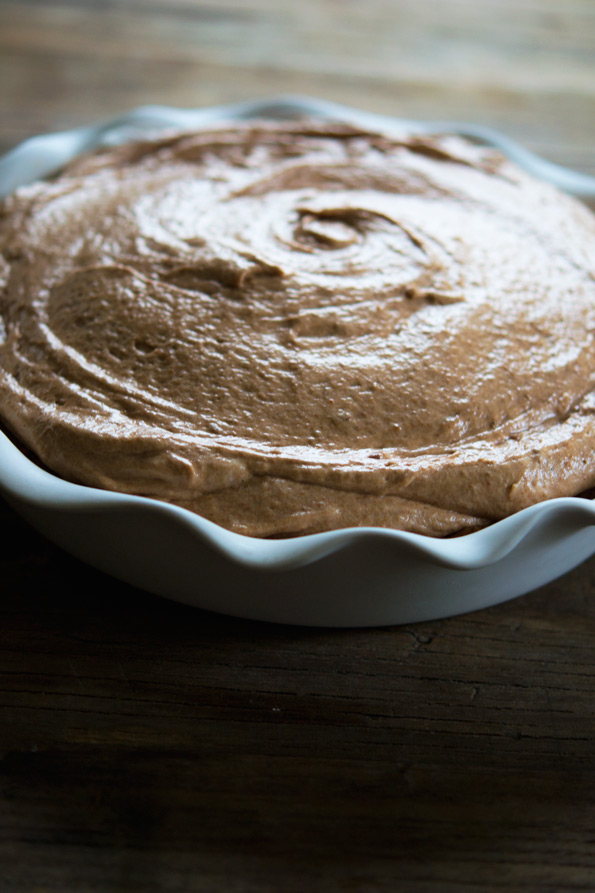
1, 1, 595, 889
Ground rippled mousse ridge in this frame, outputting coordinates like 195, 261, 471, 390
1, 119, 595, 537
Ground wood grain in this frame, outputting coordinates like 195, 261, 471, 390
1, 0, 594, 172
1, 1, 595, 890
2, 496, 595, 891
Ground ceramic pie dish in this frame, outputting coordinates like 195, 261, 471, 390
1, 95, 595, 627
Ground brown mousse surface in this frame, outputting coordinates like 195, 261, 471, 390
1, 120, 595, 536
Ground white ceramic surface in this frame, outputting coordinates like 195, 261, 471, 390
1, 96, 595, 627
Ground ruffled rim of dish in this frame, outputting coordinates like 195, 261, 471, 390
2, 427, 595, 573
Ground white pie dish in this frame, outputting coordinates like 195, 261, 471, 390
1, 95, 595, 627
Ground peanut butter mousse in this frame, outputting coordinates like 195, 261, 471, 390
1, 120, 595, 537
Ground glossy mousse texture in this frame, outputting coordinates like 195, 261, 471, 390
1, 120, 595, 537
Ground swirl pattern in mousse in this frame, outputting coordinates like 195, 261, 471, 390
1, 119, 595, 537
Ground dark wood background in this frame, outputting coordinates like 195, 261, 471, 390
1, 1, 595, 890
